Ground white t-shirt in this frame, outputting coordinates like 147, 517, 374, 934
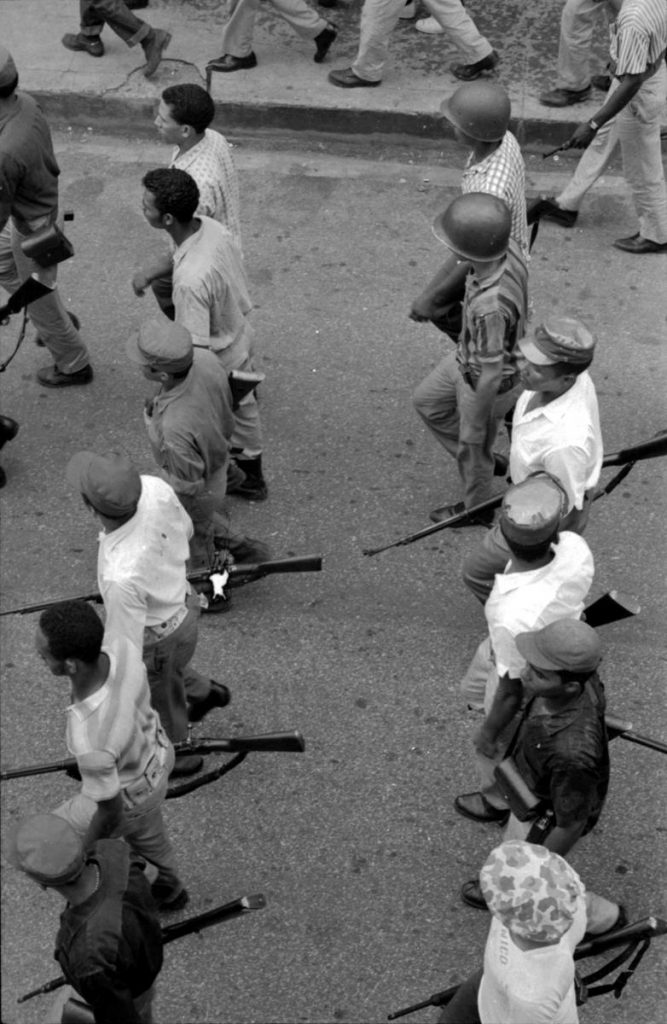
478, 897, 587, 1024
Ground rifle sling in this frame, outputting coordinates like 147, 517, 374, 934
577, 938, 651, 1001
166, 751, 247, 799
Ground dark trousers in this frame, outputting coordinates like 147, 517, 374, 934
80, 0, 149, 44
437, 970, 482, 1024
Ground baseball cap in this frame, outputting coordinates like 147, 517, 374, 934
126, 319, 194, 373
66, 450, 142, 518
519, 317, 596, 366
499, 475, 565, 546
516, 619, 602, 673
480, 840, 585, 943
7, 814, 85, 886
0, 47, 18, 89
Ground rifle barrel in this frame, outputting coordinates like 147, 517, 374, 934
387, 984, 460, 1020
574, 916, 667, 960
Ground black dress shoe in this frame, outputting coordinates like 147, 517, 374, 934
454, 791, 510, 824
539, 85, 592, 107
452, 49, 498, 81
36, 364, 93, 388
328, 67, 381, 88
314, 23, 337, 63
461, 879, 489, 910
429, 502, 495, 527
0, 416, 19, 448
188, 681, 231, 723
207, 52, 258, 72
61, 33, 104, 57
613, 234, 667, 254
527, 196, 578, 228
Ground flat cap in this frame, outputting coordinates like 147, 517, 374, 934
519, 317, 596, 366
66, 450, 142, 518
516, 619, 602, 673
8, 814, 85, 886
500, 475, 565, 546
0, 47, 18, 89
126, 319, 194, 374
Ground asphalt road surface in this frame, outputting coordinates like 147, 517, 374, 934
1, 129, 666, 1024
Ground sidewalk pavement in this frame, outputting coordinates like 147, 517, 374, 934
5, 0, 619, 145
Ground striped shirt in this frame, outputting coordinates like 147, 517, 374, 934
170, 129, 242, 251
610, 0, 667, 77
458, 238, 529, 379
66, 639, 163, 803
461, 132, 529, 257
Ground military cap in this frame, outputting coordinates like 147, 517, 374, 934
126, 319, 194, 374
519, 317, 596, 366
480, 840, 585, 943
0, 47, 18, 89
8, 814, 85, 886
66, 450, 142, 518
499, 474, 565, 546
516, 619, 602, 673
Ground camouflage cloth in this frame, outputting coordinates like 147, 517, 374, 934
480, 839, 585, 943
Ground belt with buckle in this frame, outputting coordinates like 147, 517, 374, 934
144, 601, 188, 643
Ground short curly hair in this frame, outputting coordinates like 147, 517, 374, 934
39, 601, 104, 663
162, 84, 215, 134
142, 168, 200, 223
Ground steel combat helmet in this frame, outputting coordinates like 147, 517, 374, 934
432, 193, 512, 262
440, 82, 511, 142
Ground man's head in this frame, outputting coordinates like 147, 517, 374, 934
0, 47, 18, 99
480, 840, 585, 944
36, 600, 104, 677
499, 474, 565, 560
8, 814, 86, 890
141, 168, 200, 229
440, 82, 511, 146
432, 193, 511, 270
66, 450, 142, 521
155, 84, 215, 144
516, 618, 602, 699
126, 319, 194, 383
518, 317, 596, 398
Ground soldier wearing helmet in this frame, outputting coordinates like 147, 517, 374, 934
463, 315, 603, 604
455, 476, 594, 825
413, 192, 528, 524
410, 82, 528, 339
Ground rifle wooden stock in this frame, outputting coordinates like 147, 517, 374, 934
2, 733, 306, 781
574, 916, 667, 960
601, 432, 667, 468
18, 894, 266, 1004
0, 556, 323, 617
605, 716, 667, 755
0, 276, 53, 320
226, 555, 322, 587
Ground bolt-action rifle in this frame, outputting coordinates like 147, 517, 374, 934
0, 731, 306, 785
0, 555, 323, 617
387, 916, 667, 1019
362, 431, 667, 556
17, 893, 267, 1005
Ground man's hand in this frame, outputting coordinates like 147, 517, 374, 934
132, 270, 151, 297
473, 723, 501, 760
567, 122, 598, 150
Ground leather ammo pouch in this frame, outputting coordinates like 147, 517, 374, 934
20, 223, 74, 267
494, 757, 545, 821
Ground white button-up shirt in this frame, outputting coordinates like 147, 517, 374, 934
97, 475, 192, 653
510, 372, 603, 513
486, 532, 595, 680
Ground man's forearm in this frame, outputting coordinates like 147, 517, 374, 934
482, 676, 523, 741
590, 74, 644, 129
82, 796, 124, 850
543, 820, 586, 856
137, 251, 173, 285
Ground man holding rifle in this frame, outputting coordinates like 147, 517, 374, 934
34, 602, 187, 912
66, 449, 231, 775
8, 814, 163, 1024
460, 619, 624, 938
125, 318, 269, 581
463, 316, 602, 604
